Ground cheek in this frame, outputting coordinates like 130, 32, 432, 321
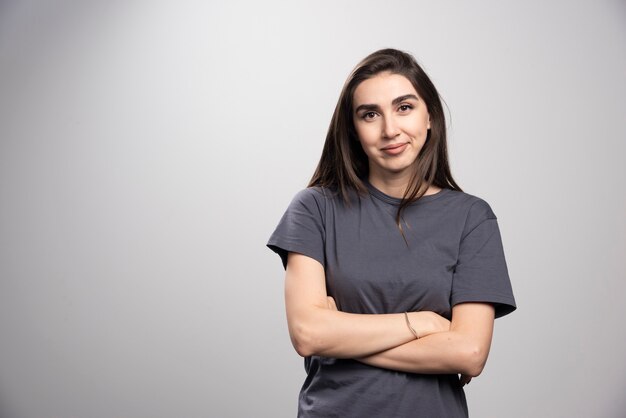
355, 124, 378, 147
407, 116, 429, 137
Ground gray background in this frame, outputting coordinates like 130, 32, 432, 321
1, 0, 625, 417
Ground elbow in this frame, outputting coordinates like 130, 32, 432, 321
292, 337, 315, 358
294, 345, 315, 358
289, 320, 322, 358
288, 305, 335, 357
460, 345, 489, 377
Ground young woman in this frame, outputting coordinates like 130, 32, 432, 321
267, 48, 516, 418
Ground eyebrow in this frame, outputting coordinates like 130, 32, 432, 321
354, 94, 420, 114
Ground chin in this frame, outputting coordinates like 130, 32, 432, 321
382, 164, 414, 174
384, 158, 417, 172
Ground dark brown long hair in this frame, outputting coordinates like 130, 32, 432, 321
308, 48, 462, 228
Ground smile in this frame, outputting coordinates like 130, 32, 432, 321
381, 143, 408, 155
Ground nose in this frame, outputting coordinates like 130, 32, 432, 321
382, 115, 400, 139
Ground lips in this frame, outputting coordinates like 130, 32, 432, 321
381, 142, 409, 155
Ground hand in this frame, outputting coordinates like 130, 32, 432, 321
459, 374, 472, 386
407, 311, 450, 338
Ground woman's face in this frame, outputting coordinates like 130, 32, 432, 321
352, 72, 430, 182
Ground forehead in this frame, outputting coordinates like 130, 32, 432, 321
353, 72, 418, 105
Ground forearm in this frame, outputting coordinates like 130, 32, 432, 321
290, 308, 434, 359
356, 303, 495, 377
356, 330, 486, 376
285, 252, 448, 359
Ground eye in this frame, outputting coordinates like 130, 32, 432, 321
362, 111, 378, 120
398, 104, 413, 112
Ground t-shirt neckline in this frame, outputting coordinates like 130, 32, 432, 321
364, 179, 449, 206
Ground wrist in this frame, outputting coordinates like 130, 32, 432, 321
409, 311, 447, 337
403, 312, 420, 339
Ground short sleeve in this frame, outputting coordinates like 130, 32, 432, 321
450, 199, 517, 318
266, 187, 326, 270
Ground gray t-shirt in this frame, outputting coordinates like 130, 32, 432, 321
267, 181, 516, 418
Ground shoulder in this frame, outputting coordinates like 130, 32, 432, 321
444, 189, 496, 216
290, 186, 330, 207
443, 189, 498, 232
291, 184, 349, 205
285, 186, 335, 219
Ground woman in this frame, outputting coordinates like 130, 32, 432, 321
267, 48, 516, 418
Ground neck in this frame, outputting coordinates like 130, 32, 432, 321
368, 168, 440, 198
368, 175, 411, 199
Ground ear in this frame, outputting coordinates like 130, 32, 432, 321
427, 116, 431, 130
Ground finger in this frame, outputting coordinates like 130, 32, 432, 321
326, 296, 338, 310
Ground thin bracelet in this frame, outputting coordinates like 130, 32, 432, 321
404, 312, 420, 339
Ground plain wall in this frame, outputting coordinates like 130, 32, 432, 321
1, 0, 625, 417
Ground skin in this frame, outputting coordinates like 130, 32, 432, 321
283, 71, 496, 386
352, 71, 441, 198
285, 253, 452, 358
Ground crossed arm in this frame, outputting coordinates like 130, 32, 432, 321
284, 252, 496, 380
